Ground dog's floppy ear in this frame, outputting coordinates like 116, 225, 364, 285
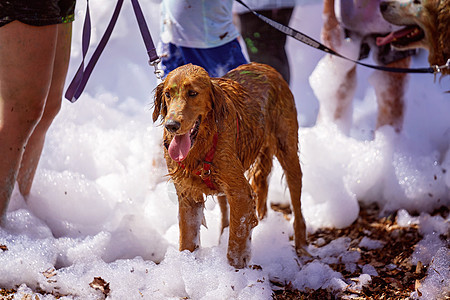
152, 81, 167, 122
210, 80, 228, 127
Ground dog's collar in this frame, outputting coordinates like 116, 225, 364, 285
194, 133, 218, 190
177, 133, 218, 190
176, 116, 240, 190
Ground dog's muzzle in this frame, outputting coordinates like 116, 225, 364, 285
165, 120, 181, 133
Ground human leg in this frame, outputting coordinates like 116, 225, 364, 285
17, 22, 73, 196
0, 21, 57, 221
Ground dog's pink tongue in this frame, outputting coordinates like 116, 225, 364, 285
376, 27, 415, 46
168, 133, 191, 162
376, 32, 396, 46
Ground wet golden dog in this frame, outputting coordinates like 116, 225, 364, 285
153, 62, 306, 268
378, 0, 450, 75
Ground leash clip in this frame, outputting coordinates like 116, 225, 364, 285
199, 169, 211, 179
149, 58, 164, 80
432, 58, 450, 74
199, 161, 212, 179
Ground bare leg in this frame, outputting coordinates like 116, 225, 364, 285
0, 21, 58, 222
17, 23, 73, 196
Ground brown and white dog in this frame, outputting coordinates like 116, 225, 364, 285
311, 0, 415, 133
153, 62, 307, 268
378, 0, 450, 75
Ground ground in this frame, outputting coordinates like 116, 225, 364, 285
1, 204, 448, 300
272, 203, 449, 300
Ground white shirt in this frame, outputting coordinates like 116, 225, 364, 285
160, 0, 240, 49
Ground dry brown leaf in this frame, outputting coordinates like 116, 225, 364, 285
272, 203, 446, 300
415, 261, 423, 274
89, 277, 110, 297
42, 268, 57, 279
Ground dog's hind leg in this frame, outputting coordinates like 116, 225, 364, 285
250, 146, 274, 220
275, 141, 307, 253
217, 195, 229, 235
178, 194, 204, 252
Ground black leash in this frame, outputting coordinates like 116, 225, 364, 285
65, 0, 162, 102
235, 0, 449, 75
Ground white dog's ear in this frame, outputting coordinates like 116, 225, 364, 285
210, 80, 228, 128
152, 81, 167, 122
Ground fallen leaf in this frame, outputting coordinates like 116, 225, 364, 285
42, 268, 57, 279
89, 277, 110, 297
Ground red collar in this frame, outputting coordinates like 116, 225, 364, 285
176, 116, 239, 190
177, 133, 218, 190
195, 133, 218, 190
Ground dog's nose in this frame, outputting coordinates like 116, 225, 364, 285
165, 120, 181, 133
380, 1, 389, 12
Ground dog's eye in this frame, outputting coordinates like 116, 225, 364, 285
188, 90, 198, 97
165, 92, 171, 99
413, 0, 420, 4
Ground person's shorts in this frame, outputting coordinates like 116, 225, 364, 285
0, 0, 76, 28
160, 38, 248, 78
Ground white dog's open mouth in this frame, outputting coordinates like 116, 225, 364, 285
167, 116, 201, 162
376, 25, 425, 48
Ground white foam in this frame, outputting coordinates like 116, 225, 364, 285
412, 247, 450, 299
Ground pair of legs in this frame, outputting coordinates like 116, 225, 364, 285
0, 21, 72, 222
317, 0, 411, 133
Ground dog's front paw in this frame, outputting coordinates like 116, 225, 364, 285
296, 246, 312, 258
227, 251, 250, 269
227, 240, 251, 269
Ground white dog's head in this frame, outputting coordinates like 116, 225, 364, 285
336, 0, 398, 35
